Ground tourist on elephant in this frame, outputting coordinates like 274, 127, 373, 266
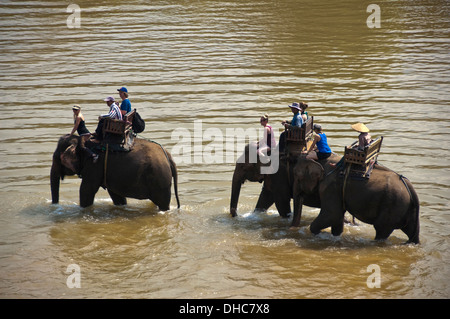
351, 122, 372, 150
70, 105, 90, 138
279, 102, 304, 153
99, 96, 122, 121
93, 96, 123, 142
305, 123, 332, 160
329, 123, 374, 169
300, 101, 309, 122
117, 87, 132, 116
282, 102, 303, 128
258, 113, 276, 157
70, 105, 98, 162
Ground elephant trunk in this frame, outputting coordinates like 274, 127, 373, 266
291, 181, 304, 227
230, 165, 244, 217
50, 156, 61, 204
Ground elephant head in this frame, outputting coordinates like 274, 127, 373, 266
293, 158, 324, 195
230, 143, 265, 217
50, 135, 83, 204
291, 157, 324, 227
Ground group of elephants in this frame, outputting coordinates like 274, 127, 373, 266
51, 135, 420, 244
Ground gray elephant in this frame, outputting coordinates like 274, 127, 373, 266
230, 144, 291, 218
230, 143, 340, 225
292, 158, 420, 243
51, 134, 180, 210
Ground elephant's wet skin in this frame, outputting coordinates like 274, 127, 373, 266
51, 134, 180, 211
294, 158, 420, 244
229, 143, 340, 222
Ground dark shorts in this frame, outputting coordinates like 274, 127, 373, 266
316, 151, 331, 160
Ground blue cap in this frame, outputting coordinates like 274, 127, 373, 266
117, 87, 128, 93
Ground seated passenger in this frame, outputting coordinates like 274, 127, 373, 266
329, 123, 374, 169
70, 105, 90, 138
300, 101, 309, 123
351, 123, 372, 150
99, 96, 123, 121
258, 113, 276, 157
278, 102, 304, 153
70, 105, 98, 162
117, 87, 132, 116
93, 96, 123, 141
282, 102, 303, 129
305, 123, 332, 160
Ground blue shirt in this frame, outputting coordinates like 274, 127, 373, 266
120, 98, 132, 114
317, 133, 332, 154
291, 112, 303, 127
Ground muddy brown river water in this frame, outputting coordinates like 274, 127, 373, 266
0, 0, 449, 299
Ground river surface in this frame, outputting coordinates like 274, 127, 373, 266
0, 0, 449, 299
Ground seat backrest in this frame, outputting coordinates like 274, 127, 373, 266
103, 109, 136, 138
304, 116, 314, 137
365, 136, 383, 162
286, 126, 304, 141
285, 116, 314, 142
124, 109, 136, 125
344, 136, 383, 165
103, 118, 126, 135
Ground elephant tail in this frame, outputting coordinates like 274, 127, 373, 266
169, 155, 181, 209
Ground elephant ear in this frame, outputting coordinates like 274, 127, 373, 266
60, 144, 79, 174
307, 159, 324, 186
297, 158, 324, 194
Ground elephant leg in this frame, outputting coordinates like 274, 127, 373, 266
310, 206, 345, 235
255, 185, 274, 212
80, 179, 101, 208
373, 208, 396, 241
150, 187, 171, 211
310, 208, 330, 234
291, 196, 304, 227
108, 189, 127, 206
373, 222, 394, 240
374, 224, 394, 241
401, 221, 419, 244
331, 212, 345, 236
273, 194, 291, 218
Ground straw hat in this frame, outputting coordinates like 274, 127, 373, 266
72, 105, 81, 110
351, 123, 370, 133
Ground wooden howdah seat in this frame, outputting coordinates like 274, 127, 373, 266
102, 109, 136, 145
343, 136, 383, 177
285, 116, 314, 157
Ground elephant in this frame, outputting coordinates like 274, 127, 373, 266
292, 158, 420, 244
51, 134, 180, 210
229, 143, 340, 225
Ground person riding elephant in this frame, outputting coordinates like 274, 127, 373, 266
117, 86, 132, 116
292, 158, 420, 244
278, 102, 304, 154
70, 105, 98, 162
305, 123, 332, 161
230, 142, 340, 227
51, 134, 180, 210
